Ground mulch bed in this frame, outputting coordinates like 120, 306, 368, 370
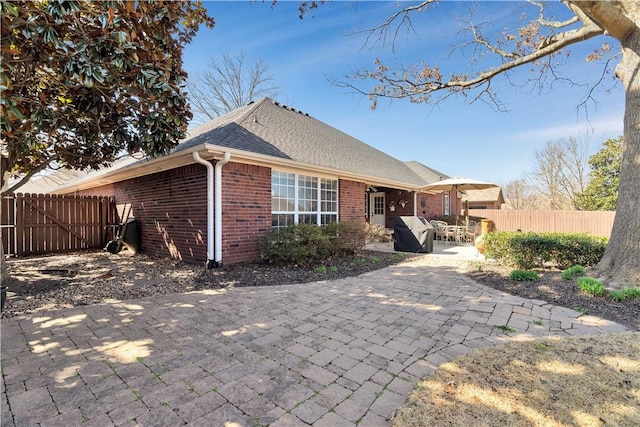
467, 264, 640, 331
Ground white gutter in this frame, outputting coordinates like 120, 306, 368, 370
193, 151, 231, 268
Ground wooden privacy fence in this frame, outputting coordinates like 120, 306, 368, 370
1, 193, 115, 256
471, 209, 615, 237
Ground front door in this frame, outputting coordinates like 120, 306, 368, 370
369, 192, 386, 227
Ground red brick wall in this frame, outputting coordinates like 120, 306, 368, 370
385, 190, 415, 228
77, 165, 367, 265
221, 163, 271, 265
80, 164, 208, 264
339, 179, 366, 222
78, 162, 271, 265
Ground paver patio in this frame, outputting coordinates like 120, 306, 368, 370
1, 251, 627, 426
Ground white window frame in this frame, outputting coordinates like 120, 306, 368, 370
271, 171, 339, 228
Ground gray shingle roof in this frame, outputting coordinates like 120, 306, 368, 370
176, 98, 427, 187
404, 161, 450, 184
44, 98, 441, 193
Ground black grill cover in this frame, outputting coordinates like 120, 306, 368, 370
393, 216, 435, 253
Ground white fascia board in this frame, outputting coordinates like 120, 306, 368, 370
54, 143, 425, 194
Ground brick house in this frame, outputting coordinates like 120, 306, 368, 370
52, 98, 461, 267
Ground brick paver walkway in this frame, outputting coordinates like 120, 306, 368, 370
1, 255, 627, 426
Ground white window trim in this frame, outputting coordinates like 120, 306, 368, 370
272, 171, 339, 227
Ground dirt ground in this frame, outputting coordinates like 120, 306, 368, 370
466, 262, 640, 331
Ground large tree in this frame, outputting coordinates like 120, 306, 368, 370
526, 136, 590, 209
0, 0, 214, 194
575, 136, 623, 211
319, 1, 639, 286
186, 51, 280, 126
503, 178, 545, 210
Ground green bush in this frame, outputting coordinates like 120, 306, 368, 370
561, 265, 586, 280
510, 270, 539, 281
258, 223, 330, 266
259, 221, 368, 266
577, 277, 605, 297
483, 231, 607, 269
609, 287, 640, 302
324, 220, 368, 256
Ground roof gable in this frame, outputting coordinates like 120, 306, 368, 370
48, 98, 436, 193
177, 98, 426, 187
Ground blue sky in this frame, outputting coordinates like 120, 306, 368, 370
182, 1, 625, 186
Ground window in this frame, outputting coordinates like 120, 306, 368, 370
443, 194, 450, 216
271, 171, 338, 228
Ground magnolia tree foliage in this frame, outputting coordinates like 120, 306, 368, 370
0, 0, 214, 194
309, 0, 639, 286
575, 136, 623, 211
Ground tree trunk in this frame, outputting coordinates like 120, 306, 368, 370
595, 29, 640, 287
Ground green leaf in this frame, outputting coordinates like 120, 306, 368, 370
1, 0, 19, 17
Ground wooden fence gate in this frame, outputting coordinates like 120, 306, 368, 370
1, 193, 115, 257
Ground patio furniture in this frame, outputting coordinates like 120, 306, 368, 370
433, 221, 449, 242
444, 225, 459, 244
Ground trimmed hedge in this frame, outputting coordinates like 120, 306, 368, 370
258, 221, 368, 266
483, 231, 607, 269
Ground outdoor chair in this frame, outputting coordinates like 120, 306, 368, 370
433, 221, 449, 242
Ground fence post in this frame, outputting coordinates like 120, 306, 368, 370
15, 194, 24, 256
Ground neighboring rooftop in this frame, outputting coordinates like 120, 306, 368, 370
462, 187, 505, 203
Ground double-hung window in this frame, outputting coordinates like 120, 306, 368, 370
272, 171, 338, 228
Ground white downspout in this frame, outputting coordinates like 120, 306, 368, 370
214, 152, 231, 267
193, 151, 231, 268
414, 192, 418, 217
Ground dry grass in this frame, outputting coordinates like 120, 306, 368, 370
394, 332, 640, 427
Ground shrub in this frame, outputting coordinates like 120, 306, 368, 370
609, 287, 640, 302
366, 223, 392, 242
561, 265, 586, 280
510, 270, 539, 281
577, 277, 605, 297
324, 220, 368, 256
259, 221, 368, 266
483, 231, 607, 269
258, 223, 330, 266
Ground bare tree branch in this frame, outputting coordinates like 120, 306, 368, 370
2, 160, 51, 196
333, 2, 607, 109
530, 0, 580, 29
186, 51, 280, 125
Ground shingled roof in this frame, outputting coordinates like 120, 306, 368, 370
462, 187, 505, 203
48, 98, 436, 193
404, 161, 450, 184
178, 98, 426, 187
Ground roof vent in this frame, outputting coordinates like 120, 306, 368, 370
273, 100, 310, 117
